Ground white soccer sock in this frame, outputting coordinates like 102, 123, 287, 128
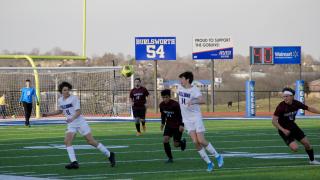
97, 143, 111, 157
198, 148, 211, 164
66, 146, 77, 162
206, 142, 219, 158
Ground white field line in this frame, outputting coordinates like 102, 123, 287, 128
53, 164, 320, 179
1, 145, 320, 160
0, 157, 200, 169
0, 133, 293, 142
0, 132, 319, 146
0, 136, 319, 152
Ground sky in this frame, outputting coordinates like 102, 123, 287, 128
0, 0, 319, 59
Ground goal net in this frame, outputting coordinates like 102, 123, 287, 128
0, 66, 133, 120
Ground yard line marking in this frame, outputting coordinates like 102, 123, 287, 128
1, 135, 319, 146
52, 164, 320, 178
0, 144, 319, 152
0, 157, 200, 169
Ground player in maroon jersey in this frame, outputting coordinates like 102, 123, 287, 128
130, 78, 149, 136
159, 89, 186, 163
272, 87, 320, 165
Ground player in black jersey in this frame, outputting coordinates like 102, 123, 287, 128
272, 87, 320, 165
159, 89, 186, 163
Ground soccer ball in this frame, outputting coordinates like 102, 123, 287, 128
121, 65, 134, 77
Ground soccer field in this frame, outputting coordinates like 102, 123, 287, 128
0, 119, 319, 180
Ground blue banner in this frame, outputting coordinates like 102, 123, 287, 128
135, 37, 176, 60
192, 47, 233, 59
273, 46, 301, 64
246, 81, 255, 117
295, 80, 305, 116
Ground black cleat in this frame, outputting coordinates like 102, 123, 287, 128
108, 152, 116, 167
65, 161, 79, 169
165, 158, 173, 163
181, 138, 186, 151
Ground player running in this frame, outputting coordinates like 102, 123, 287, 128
177, 71, 223, 172
272, 87, 320, 165
42, 82, 115, 169
130, 78, 149, 136
159, 89, 186, 163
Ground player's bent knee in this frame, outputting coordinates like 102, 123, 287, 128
64, 140, 72, 146
289, 144, 299, 152
192, 139, 198, 144
163, 137, 170, 143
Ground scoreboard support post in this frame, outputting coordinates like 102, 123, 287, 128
154, 60, 158, 113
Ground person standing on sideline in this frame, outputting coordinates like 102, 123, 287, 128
42, 81, 115, 169
130, 78, 149, 136
159, 89, 186, 163
177, 71, 224, 172
0, 93, 7, 119
19, 79, 39, 127
272, 87, 320, 165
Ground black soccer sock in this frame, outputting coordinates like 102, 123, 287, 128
135, 123, 141, 133
141, 121, 145, 126
164, 142, 173, 159
305, 149, 315, 161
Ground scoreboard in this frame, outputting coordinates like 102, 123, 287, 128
250, 46, 301, 65
250, 46, 274, 65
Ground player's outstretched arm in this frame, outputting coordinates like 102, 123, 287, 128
42, 110, 63, 117
307, 106, 320, 114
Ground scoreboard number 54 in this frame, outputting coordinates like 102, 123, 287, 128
146, 45, 165, 58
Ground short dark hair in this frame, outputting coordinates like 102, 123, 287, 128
161, 89, 171, 97
179, 71, 193, 84
26, 79, 31, 82
58, 81, 73, 93
282, 87, 295, 96
134, 78, 141, 82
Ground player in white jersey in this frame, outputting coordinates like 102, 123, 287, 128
42, 82, 115, 169
178, 71, 223, 172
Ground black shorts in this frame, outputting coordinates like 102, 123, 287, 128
132, 107, 146, 119
278, 125, 306, 145
163, 126, 182, 142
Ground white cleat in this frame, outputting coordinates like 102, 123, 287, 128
309, 160, 320, 165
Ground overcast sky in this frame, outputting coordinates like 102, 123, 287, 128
1, 0, 319, 59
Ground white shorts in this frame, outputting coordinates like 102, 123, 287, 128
184, 120, 205, 134
66, 121, 91, 136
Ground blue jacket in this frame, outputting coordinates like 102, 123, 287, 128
20, 87, 38, 103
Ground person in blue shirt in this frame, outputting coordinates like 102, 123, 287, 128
19, 79, 39, 127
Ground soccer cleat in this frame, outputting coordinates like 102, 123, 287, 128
207, 162, 214, 172
165, 158, 173, 163
108, 152, 116, 167
181, 138, 187, 151
65, 161, 79, 169
216, 154, 224, 168
136, 132, 142, 136
142, 125, 146, 132
309, 160, 320, 165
